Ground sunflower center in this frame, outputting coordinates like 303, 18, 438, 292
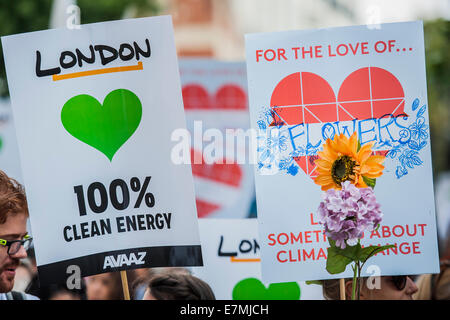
331, 155, 357, 185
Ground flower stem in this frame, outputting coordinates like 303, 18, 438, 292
351, 263, 357, 300
357, 261, 362, 300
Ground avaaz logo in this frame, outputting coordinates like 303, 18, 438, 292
103, 252, 147, 269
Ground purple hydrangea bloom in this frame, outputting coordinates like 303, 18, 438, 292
317, 181, 383, 249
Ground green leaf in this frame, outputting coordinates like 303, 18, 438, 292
358, 244, 396, 263
326, 245, 353, 274
328, 238, 336, 247
305, 280, 323, 286
362, 176, 376, 189
343, 244, 362, 260
326, 239, 373, 274
328, 238, 361, 259
357, 140, 362, 152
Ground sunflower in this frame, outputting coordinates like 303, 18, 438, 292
314, 132, 385, 191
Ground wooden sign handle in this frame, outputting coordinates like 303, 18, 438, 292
340, 278, 346, 300
120, 270, 131, 300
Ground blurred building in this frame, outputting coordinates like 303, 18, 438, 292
157, 0, 240, 58
158, 0, 449, 60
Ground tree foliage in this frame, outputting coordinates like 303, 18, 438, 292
0, 0, 159, 96
424, 19, 450, 175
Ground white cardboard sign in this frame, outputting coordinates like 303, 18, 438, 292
2, 16, 203, 285
179, 59, 255, 219
245, 21, 440, 283
191, 219, 324, 300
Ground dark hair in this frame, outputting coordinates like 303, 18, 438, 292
148, 273, 215, 300
26, 274, 87, 300
0, 170, 28, 224
323, 276, 389, 300
106, 272, 125, 300
322, 279, 348, 300
322, 278, 365, 300
40, 281, 87, 300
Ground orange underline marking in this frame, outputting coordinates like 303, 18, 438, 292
52, 61, 143, 81
230, 256, 261, 263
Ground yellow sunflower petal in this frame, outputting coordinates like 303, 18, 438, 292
325, 138, 339, 156
315, 166, 330, 174
361, 163, 385, 176
355, 175, 368, 188
317, 148, 337, 163
360, 163, 384, 175
314, 174, 334, 184
363, 172, 384, 179
315, 159, 333, 170
321, 182, 337, 191
314, 130, 386, 190
348, 132, 358, 156
357, 142, 376, 163
335, 135, 351, 155
365, 155, 386, 165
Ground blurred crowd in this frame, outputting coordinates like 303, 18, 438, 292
12, 248, 215, 300
0, 168, 449, 301
7, 241, 448, 300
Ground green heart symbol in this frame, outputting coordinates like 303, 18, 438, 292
61, 89, 142, 161
232, 277, 301, 300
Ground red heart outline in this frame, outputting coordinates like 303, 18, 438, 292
183, 84, 247, 110
269, 67, 405, 179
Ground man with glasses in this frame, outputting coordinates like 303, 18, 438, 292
0, 170, 37, 300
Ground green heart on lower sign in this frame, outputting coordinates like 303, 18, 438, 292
61, 89, 142, 161
232, 277, 301, 300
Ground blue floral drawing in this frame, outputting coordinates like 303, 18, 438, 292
256, 98, 428, 179
256, 107, 323, 176
258, 129, 288, 165
256, 107, 299, 175
386, 98, 428, 179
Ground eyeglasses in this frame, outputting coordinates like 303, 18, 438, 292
0, 235, 33, 255
389, 275, 408, 291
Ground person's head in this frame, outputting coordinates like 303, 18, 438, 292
49, 291, 81, 300
86, 272, 124, 300
143, 273, 215, 300
323, 275, 418, 300
38, 280, 87, 300
130, 268, 158, 300
0, 170, 30, 293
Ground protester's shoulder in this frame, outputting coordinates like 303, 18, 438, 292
4, 291, 40, 300
25, 293, 40, 300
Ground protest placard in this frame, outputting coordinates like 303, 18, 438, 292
2, 16, 203, 285
191, 219, 324, 299
245, 21, 440, 283
178, 60, 254, 218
